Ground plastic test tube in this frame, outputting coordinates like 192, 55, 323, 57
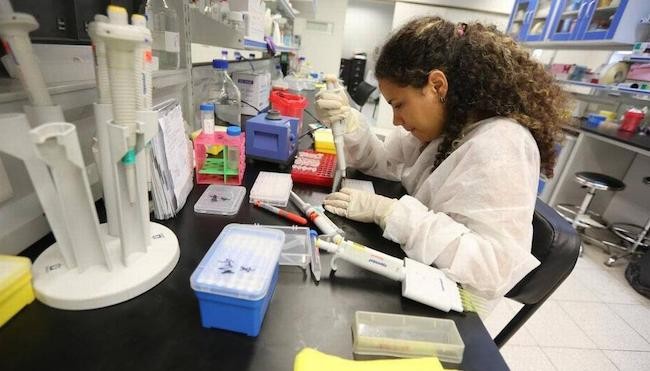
200, 103, 215, 134
226, 126, 241, 172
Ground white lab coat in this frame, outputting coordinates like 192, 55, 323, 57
343, 114, 541, 300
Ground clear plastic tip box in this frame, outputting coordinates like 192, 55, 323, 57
190, 225, 284, 336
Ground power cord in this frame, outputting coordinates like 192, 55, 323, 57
241, 100, 261, 114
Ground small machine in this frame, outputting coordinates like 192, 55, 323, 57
245, 110, 299, 165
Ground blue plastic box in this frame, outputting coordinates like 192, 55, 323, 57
190, 225, 285, 336
245, 111, 299, 165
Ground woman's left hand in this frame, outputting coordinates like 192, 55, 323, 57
323, 188, 397, 229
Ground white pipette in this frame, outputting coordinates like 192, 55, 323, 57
325, 76, 347, 192
315, 238, 476, 313
290, 191, 344, 239
88, 15, 111, 104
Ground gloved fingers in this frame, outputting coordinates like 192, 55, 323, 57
339, 188, 361, 196
322, 199, 350, 210
325, 191, 352, 202
316, 90, 346, 101
315, 99, 343, 110
323, 205, 348, 217
323, 74, 340, 85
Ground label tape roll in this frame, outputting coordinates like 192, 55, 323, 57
599, 62, 629, 84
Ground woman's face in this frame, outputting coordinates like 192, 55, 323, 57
378, 71, 447, 142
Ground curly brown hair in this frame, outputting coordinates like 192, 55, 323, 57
375, 16, 570, 178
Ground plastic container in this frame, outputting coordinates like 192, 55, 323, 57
0, 256, 35, 327
586, 114, 607, 128
200, 103, 215, 135
145, 0, 180, 70
209, 59, 242, 126
248, 224, 312, 269
352, 311, 465, 365
313, 129, 336, 155
291, 150, 336, 187
226, 126, 241, 171
249, 171, 293, 207
194, 185, 246, 215
270, 90, 308, 130
620, 109, 645, 132
190, 225, 284, 336
193, 130, 246, 185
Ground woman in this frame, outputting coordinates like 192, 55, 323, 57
318, 17, 569, 300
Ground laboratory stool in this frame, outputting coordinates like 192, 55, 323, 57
602, 177, 650, 267
555, 172, 626, 255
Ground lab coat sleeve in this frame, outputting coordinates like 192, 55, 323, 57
382, 122, 542, 299
342, 110, 423, 181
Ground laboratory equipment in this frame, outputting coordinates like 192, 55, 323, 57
190, 224, 284, 336
352, 311, 465, 364
233, 70, 271, 115
309, 230, 321, 281
315, 238, 484, 313
193, 129, 246, 185
0, 255, 34, 327
620, 108, 645, 132
294, 348, 444, 371
208, 59, 242, 126
290, 191, 344, 238
226, 126, 241, 170
253, 201, 308, 225
194, 184, 246, 216
0, 4, 180, 310
245, 110, 299, 165
249, 171, 293, 207
200, 103, 215, 134
269, 90, 308, 130
313, 128, 336, 154
291, 150, 336, 188
145, 0, 180, 70
245, 224, 313, 269
326, 78, 347, 192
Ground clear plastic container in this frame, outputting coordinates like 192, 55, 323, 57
200, 102, 215, 134
226, 126, 241, 171
248, 224, 311, 269
208, 59, 242, 126
249, 171, 293, 207
145, 0, 180, 70
194, 185, 246, 215
352, 311, 465, 365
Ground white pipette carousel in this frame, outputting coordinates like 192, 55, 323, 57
0, 3, 179, 310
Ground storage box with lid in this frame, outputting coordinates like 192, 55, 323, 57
1, 256, 35, 327
190, 225, 285, 336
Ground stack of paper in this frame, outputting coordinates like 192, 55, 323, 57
149, 100, 194, 220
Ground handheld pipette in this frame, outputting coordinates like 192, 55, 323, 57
290, 191, 344, 238
325, 76, 347, 192
315, 238, 483, 313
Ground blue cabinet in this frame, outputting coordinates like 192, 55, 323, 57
508, 0, 560, 42
549, 0, 629, 41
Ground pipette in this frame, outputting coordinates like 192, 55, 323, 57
290, 191, 344, 238
254, 200, 308, 225
315, 238, 482, 313
325, 76, 347, 192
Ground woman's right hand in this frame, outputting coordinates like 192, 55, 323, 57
315, 75, 359, 133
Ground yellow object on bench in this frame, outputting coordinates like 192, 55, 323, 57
0, 255, 35, 327
191, 129, 225, 156
313, 129, 336, 155
293, 348, 444, 371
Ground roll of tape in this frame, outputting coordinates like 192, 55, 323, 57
599, 62, 629, 84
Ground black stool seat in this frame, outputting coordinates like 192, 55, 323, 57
643, 177, 650, 185
575, 172, 626, 191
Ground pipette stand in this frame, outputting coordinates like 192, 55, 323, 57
93, 103, 120, 236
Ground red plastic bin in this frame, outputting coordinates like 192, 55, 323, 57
270, 90, 308, 130
193, 131, 246, 185
291, 150, 336, 187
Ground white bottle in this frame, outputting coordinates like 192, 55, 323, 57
226, 126, 241, 171
208, 59, 242, 126
145, 0, 180, 70
200, 103, 215, 134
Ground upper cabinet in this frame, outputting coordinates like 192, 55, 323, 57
507, 0, 650, 46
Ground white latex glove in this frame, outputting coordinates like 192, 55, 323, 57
323, 188, 397, 229
315, 75, 359, 133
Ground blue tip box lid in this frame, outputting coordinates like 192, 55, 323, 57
227, 126, 241, 136
200, 102, 215, 111
213, 59, 229, 69
190, 225, 284, 301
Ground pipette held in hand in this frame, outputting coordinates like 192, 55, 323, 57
325, 76, 347, 192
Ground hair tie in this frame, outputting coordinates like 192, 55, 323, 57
457, 23, 467, 36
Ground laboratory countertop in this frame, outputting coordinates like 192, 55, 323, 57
579, 122, 650, 153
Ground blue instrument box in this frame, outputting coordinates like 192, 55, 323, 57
245, 110, 299, 165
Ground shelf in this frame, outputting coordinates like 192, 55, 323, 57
522, 40, 633, 50
277, 0, 298, 20
188, 7, 244, 49
556, 79, 650, 100
594, 6, 619, 13
243, 37, 268, 50
152, 69, 191, 90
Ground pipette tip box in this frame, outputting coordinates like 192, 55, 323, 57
249, 171, 293, 207
0, 255, 35, 328
190, 225, 284, 336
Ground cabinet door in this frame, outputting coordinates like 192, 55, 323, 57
507, 0, 537, 41
577, 0, 628, 40
549, 0, 589, 40
524, 0, 556, 41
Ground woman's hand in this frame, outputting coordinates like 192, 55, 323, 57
315, 75, 360, 133
323, 188, 397, 229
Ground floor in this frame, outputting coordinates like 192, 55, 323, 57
484, 244, 650, 371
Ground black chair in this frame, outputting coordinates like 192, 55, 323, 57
494, 199, 581, 348
350, 81, 377, 108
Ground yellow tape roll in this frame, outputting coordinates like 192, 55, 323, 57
599, 62, 629, 84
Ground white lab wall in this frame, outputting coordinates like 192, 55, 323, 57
342, 0, 395, 74
294, 0, 348, 75
400, 0, 513, 14
375, 1, 510, 128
